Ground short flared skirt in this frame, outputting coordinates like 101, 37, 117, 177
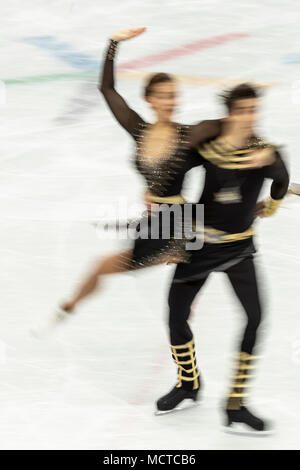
130, 206, 192, 268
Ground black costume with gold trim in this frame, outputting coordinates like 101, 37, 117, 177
173, 137, 289, 282
166, 136, 289, 405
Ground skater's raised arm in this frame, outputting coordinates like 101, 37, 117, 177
99, 28, 146, 136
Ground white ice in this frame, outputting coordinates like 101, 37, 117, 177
0, 0, 300, 450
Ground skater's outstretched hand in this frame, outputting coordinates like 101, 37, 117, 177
112, 28, 146, 42
241, 148, 275, 169
255, 197, 282, 218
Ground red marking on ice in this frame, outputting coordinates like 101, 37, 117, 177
117, 33, 249, 70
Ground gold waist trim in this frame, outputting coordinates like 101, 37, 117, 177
147, 193, 187, 204
193, 225, 255, 244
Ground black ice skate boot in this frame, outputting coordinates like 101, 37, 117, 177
223, 352, 272, 435
155, 338, 201, 415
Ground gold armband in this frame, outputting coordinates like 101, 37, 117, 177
263, 197, 283, 217
107, 39, 119, 60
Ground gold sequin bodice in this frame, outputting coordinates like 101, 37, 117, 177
133, 122, 200, 197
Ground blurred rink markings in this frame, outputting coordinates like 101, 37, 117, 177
2, 69, 280, 88
1, 31, 279, 89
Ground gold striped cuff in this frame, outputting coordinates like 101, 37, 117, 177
228, 392, 249, 398
263, 197, 283, 217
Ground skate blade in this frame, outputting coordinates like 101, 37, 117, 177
30, 306, 74, 340
222, 424, 274, 437
154, 399, 200, 416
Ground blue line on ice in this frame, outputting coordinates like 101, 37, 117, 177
23, 36, 99, 71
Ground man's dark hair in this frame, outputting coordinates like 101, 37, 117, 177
220, 83, 262, 112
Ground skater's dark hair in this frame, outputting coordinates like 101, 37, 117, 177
144, 73, 174, 97
220, 83, 262, 111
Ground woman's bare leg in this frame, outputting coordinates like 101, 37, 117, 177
62, 250, 133, 312
61, 245, 185, 313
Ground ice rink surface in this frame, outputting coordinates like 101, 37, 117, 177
1, 0, 300, 450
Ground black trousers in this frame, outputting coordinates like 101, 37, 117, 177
168, 256, 262, 355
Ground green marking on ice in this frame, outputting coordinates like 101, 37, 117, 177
2, 71, 98, 86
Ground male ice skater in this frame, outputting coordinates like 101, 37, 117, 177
155, 83, 289, 434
